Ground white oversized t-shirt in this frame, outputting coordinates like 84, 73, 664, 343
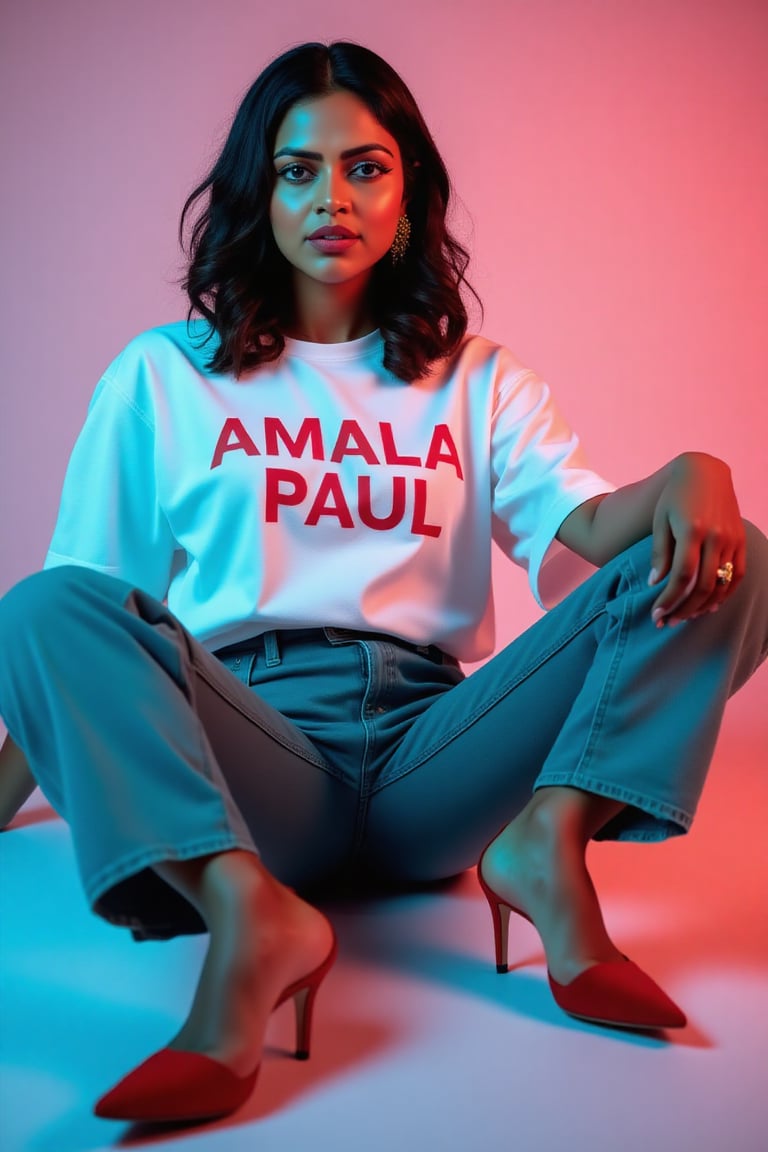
44, 321, 615, 662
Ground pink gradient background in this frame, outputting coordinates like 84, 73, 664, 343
1, 5, 767, 1150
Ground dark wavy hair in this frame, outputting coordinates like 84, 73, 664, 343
179, 41, 480, 381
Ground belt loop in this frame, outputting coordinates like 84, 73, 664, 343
262, 630, 282, 667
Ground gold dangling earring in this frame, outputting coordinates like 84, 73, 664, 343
390, 214, 411, 265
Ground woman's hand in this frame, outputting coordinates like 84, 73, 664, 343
558, 450, 745, 627
648, 452, 745, 627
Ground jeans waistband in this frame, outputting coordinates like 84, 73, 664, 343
214, 627, 456, 667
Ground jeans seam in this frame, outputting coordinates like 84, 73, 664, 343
568, 581, 631, 780
537, 554, 694, 832
353, 642, 375, 850
369, 602, 607, 793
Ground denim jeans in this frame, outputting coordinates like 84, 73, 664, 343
1, 525, 766, 940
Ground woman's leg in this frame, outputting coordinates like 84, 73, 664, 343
152, 850, 334, 1077
0, 565, 349, 1090
0, 564, 358, 924
478, 787, 627, 983
361, 522, 768, 985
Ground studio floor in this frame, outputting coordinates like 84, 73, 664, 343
1, 676, 766, 1152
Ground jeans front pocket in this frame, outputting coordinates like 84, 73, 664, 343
215, 649, 259, 687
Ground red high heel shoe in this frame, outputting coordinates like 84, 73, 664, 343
94, 931, 338, 1123
477, 846, 686, 1030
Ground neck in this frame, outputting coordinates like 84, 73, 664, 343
286, 273, 377, 344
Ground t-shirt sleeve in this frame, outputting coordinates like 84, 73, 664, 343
490, 366, 616, 609
43, 353, 178, 599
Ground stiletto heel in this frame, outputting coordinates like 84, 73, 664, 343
292, 985, 314, 1060
477, 861, 518, 973
278, 930, 338, 1060
477, 844, 686, 1030
94, 929, 338, 1123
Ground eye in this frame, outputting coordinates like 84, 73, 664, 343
277, 163, 315, 184
349, 160, 393, 180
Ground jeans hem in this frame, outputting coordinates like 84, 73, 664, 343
532, 772, 693, 841
85, 833, 259, 915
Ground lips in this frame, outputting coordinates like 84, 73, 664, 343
307, 226, 358, 240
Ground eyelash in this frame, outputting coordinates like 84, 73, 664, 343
276, 160, 393, 184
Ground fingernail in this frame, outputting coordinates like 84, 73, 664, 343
652, 607, 664, 623
648, 568, 658, 586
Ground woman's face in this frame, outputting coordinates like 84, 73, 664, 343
270, 91, 406, 298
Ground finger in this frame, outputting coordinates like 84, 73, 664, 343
651, 536, 702, 625
703, 539, 747, 613
669, 533, 746, 623
648, 515, 674, 587
724, 524, 748, 596
666, 538, 726, 622
709, 556, 738, 610
730, 536, 747, 592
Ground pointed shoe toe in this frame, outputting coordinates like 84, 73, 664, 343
94, 1047, 260, 1123
548, 959, 687, 1030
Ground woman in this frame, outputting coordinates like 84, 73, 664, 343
0, 41, 766, 1126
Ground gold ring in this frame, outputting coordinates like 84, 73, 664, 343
716, 561, 734, 585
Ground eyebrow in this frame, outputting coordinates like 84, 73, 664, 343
273, 143, 395, 161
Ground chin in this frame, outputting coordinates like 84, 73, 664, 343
302, 262, 376, 287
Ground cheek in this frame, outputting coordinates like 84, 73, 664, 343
369, 187, 405, 232
270, 192, 301, 243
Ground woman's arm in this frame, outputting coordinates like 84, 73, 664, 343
0, 734, 37, 829
557, 451, 746, 626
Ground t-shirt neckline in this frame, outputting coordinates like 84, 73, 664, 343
282, 329, 383, 363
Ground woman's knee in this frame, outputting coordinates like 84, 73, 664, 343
742, 519, 768, 582
735, 519, 768, 618
0, 564, 112, 645
617, 520, 767, 606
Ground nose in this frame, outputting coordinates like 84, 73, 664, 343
314, 168, 350, 215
